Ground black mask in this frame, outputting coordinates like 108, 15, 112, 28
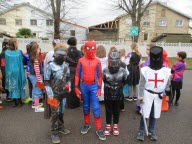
149, 46, 163, 70
53, 47, 67, 65
108, 51, 120, 74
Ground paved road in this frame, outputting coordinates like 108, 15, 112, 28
0, 71, 192, 144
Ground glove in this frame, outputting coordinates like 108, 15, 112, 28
64, 84, 70, 92
75, 88, 82, 100
96, 88, 101, 98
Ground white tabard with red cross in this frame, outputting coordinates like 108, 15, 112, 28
140, 67, 171, 118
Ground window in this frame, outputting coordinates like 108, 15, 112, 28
70, 30, 75, 37
176, 20, 183, 27
159, 19, 167, 26
15, 19, 22, 25
145, 10, 149, 15
144, 33, 148, 41
143, 21, 150, 26
30, 19, 37, 26
16, 9, 20, 17
46, 20, 53, 26
161, 9, 166, 17
0, 18, 6, 25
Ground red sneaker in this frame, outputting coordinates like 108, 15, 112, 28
113, 124, 119, 136
104, 124, 111, 135
0, 106, 3, 109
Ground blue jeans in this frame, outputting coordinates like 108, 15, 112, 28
139, 102, 156, 132
28, 74, 43, 101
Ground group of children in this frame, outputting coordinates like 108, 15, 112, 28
0, 38, 187, 144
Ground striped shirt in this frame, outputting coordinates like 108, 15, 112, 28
34, 59, 42, 82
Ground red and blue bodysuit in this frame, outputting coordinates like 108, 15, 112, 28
75, 41, 102, 130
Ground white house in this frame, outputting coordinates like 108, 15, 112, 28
0, 2, 54, 39
0, 2, 88, 41
60, 20, 88, 42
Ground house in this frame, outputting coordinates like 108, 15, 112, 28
60, 20, 88, 42
0, 2, 88, 41
87, 19, 119, 41
88, 1, 192, 42
0, 2, 54, 39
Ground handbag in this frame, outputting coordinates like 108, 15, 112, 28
36, 82, 45, 90
47, 97, 58, 108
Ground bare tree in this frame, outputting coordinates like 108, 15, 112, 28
116, 0, 153, 42
50, 0, 61, 39
47, 0, 84, 39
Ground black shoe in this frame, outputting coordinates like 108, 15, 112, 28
81, 124, 91, 134
51, 134, 60, 144
133, 97, 137, 101
96, 129, 106, 140
175, 102, 179, 106
137, 130, 145, 141
12, 99, 18, 107
149, 130, 157, 141
58, 127, 70, 135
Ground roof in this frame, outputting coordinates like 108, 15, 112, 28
60, 20, 87, 29
88, 19, 120, 29
116, 1, 192, 20
0, 2, 53, 17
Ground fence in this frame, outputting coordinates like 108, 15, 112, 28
0, 38, 192, 57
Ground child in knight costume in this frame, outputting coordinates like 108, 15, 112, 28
44, 47, 71, 144
137, 46, 171, 141
103, 50, 128, 136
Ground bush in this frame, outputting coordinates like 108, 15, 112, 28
16, 28, 33, 38
41, 37, 49, 40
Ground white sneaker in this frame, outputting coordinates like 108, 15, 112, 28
0, 100, 2, 104
35, 107, 44, 112
32, 103, 43, 109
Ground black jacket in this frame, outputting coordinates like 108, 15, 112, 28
66, 46, 82, 68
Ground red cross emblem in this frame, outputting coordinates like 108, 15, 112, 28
148, 73, 164, 88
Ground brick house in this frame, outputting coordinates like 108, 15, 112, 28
88, 1, 192, 42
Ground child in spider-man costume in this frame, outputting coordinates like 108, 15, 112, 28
75, 41, 106, 141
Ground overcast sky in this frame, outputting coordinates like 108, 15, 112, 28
8, 0, 192, 27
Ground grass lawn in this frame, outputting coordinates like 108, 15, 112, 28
142, 57, 192, 70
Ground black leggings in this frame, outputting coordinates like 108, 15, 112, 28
105, 100, 121, 125
172, 88, 181, 103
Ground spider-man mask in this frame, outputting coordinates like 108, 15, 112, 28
84, 41, 97, 59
